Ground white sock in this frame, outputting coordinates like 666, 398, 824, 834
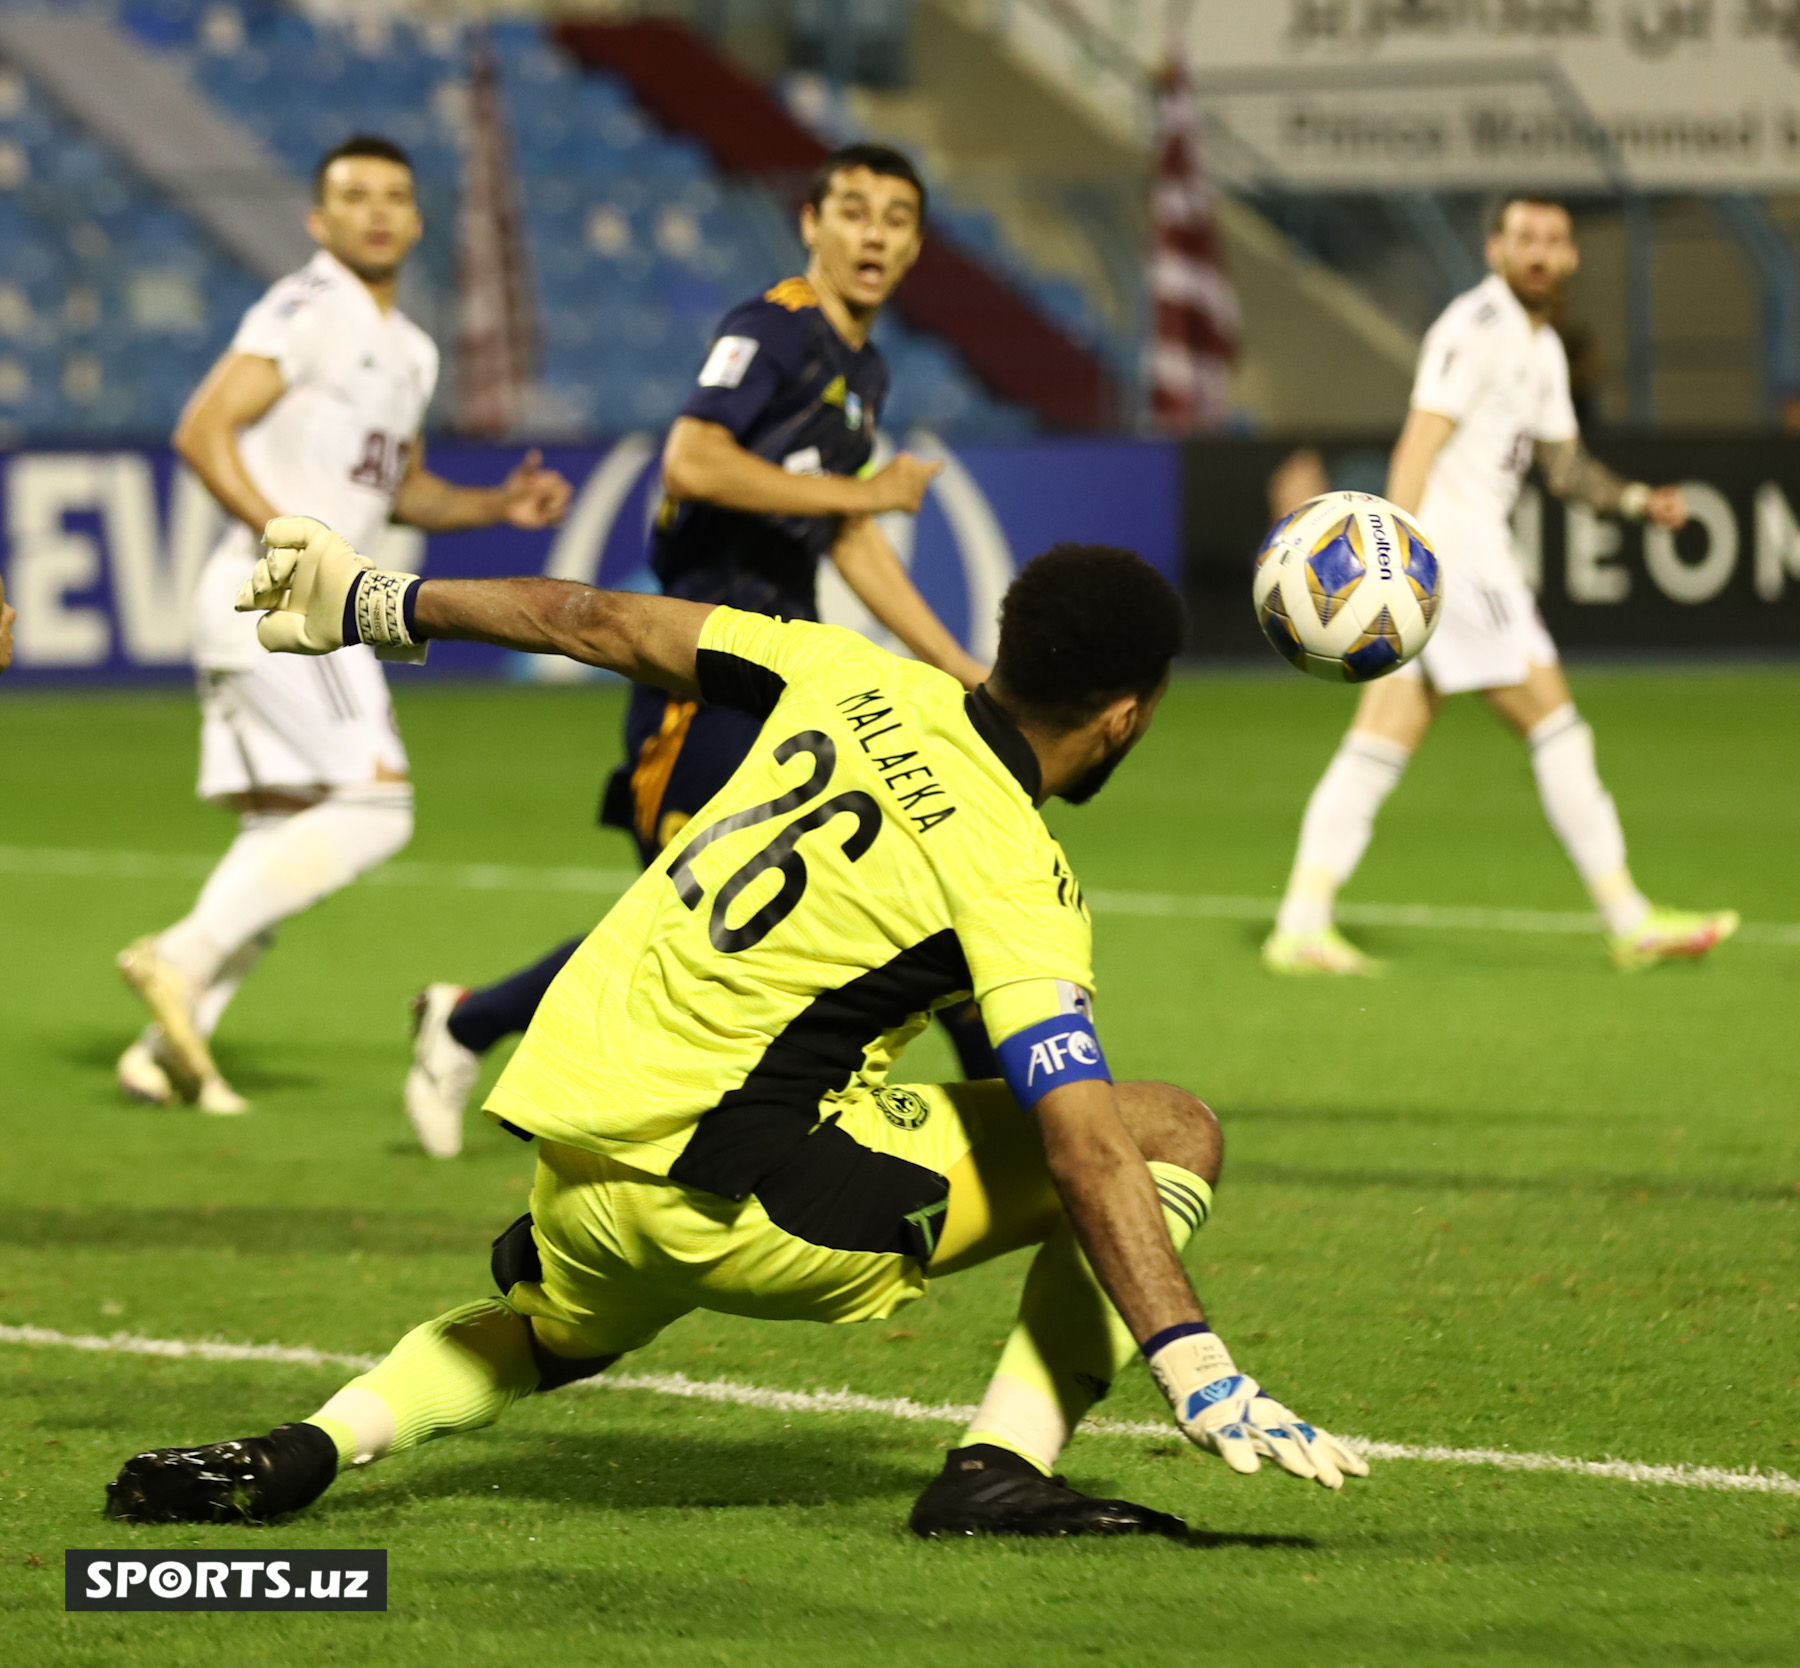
308, 1386, 397, 1467
1275, 731, 1412, 935
156, 784, 414, 984
962, 1373, 1071, 1473
1527, 705, 1650, 937
195, 929, 274, 1038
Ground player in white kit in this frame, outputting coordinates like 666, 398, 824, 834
116, 137, 570, 1112
1264, 197, 1737, 976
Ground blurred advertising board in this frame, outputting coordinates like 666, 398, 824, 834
5, 431, 1796, 686
1185, 435, 1800, 659
0, 435, 1179, 685
1173, 1, 1800, 191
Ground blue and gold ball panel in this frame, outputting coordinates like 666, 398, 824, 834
1401, 525, 1441, 623
1305, 516, 1366, 624
1341, 607, 1404, 682
1255, 506, 1307, 567
1257, 586, 1308, 669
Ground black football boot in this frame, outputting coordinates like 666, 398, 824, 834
104, 1421, 339, 1525
909, 1444, 1186, 1539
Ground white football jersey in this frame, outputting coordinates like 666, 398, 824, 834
191, 249, 438, 669
1410, 273, 1579, 581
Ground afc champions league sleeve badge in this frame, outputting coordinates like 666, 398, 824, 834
875, 1086, 932, 1130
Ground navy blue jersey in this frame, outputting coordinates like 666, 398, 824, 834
650, 276, 887, 616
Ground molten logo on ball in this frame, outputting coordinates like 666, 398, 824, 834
1252, 491, 1443, 683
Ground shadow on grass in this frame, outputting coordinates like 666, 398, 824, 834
44, 1414, 1316, 1554
1180, 1528, 1314, 1550
0, 1203, 496, 1258
319, 1432, 1318, 1552
52, 1035, 323, 1097
1226, 918, 1595, 970
325, 1429, 920, 1515
379, 1137, 523, 1163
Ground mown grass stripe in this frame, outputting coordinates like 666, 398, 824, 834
5, 1322, 1795, 1499
2, 845, 1795, 945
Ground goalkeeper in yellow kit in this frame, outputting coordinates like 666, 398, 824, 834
105, 518, 1367, 1538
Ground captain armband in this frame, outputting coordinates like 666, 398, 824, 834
342, 569, 427, 665
995, 1011, 1111, 1112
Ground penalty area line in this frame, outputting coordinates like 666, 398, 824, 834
4, 1323, 1797, 1500
1, 844, 1795, 946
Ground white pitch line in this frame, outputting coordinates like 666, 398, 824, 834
0, 844, 641, 898
2, 844, 1795, 946
5, 1323, 1796, 1500
0, 1322, 378, 1373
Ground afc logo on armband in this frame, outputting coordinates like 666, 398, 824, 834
996, 1006, 1110, 1108
1025, 1028, 1101, 1086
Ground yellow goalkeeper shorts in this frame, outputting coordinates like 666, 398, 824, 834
505, 1077, 1055, 1361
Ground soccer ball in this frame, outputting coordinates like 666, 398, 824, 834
1252, 491, 1442, 682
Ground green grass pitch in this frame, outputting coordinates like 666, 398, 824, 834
2, 667, 1797, 1666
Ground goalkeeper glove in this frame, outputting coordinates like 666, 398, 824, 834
234, 516, 426, 663
1144, 1324, 1368, 1490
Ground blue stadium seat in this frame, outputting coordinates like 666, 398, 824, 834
121, 0, 204, 52
0, 15, 1040, 442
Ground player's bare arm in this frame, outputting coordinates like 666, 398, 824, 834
172, 351, 287, 534
829, 514, 987, 688
1032, 1078, 1205, 1341
1385, 408, 1457, 514
661, 416, 940, 518
390, 441, 572, 532
1534, 437, 1687, 528
1009, 1068, 1360, 1488
1360, 408, 1459, 746
238, 517, 711, 694
412, 579, 710, 694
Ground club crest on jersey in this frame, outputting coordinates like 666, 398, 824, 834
876, 1087, 932, 1130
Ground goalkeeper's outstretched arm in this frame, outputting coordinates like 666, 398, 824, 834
413, 578, 714, 697
236, 516, 715, 695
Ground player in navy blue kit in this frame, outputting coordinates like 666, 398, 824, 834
404, 144, 994, 1158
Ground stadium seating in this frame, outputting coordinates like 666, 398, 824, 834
0, 0, 1037, 440
0, 47, 260, 441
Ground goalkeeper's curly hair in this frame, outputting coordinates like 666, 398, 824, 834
994, 544, 1184, 729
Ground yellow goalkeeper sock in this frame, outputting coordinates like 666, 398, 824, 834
961, 1161, 1211, 1475
305, 1298, 540, 1469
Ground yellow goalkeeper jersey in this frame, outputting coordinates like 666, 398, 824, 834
485, 606, 1095, 1203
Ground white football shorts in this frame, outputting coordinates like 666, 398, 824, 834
1399, 546, 1558, 696
189, 534, 407, 801
196, 648, 406, 802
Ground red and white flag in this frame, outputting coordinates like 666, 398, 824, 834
456, 29, 536, 436
1148, 49, 1239, 433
